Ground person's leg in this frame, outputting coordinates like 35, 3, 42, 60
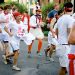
13, 50, 19, 66
49, 45, 55, 58
59, 67, 67, 75
12, 50, 21, 71
37, 39, 42, 53
28, 40, 34, 54
2, 42, 10, 64
44, 46, 50, 57
59, 53, 69, 75
3, 42, 14, 59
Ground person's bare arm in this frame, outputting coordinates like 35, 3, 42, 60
68, 23, 75, 44
0, 19, 8, 23
56, 28, 58, 38
0, 28, 2, 33
4, 26, 13, 36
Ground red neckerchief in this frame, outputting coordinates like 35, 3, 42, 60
22, 14, 30, 32
35, 15, 42, 24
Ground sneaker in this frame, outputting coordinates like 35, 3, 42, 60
27, 53, 31, 58
12, 65, 21, 71
37, 52, 42, 56
6, 58, 13, 64
2, 55, 7, 64
49, 58, 54, 62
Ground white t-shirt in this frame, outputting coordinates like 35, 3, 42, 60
0, 13, 6, 29
9, 21, 28, 36
57, 14, 75, 44
30, 15, 40, 27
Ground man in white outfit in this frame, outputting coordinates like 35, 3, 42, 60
56, 2, 74, 75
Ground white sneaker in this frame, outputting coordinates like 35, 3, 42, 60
37, 53, 42, 56
27, 53, 31, 58
12, 65, 21, 71
49, 58, 54, 62
2, 55, 7, 64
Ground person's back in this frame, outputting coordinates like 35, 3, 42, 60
57, 14, 74, 44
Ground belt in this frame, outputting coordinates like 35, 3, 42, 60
61, 44, 69, 45
30, 27, 37, 29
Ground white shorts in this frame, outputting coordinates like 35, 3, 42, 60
48, 31, 58, 46
9, 36, 20, 51
30, 28, 44, 39
56, 45, 70, 67
22, 32, 35, 45
0, 33, 9, 42
59, 55, 69, 67
70, 45, 75, 54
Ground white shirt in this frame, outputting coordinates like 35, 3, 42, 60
30, 15, 40, 27
0, 13, 6, 29
23, 17, 28, 29
57, 14, 75, 44
9, 21, 27, 36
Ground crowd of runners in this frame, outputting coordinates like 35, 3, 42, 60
0, 2, 75, 75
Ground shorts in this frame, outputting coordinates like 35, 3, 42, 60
57, 45, 70, 67
59, 55, 69, 67
9, 36, 20, 51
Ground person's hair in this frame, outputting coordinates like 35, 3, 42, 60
0, 6, 3, 10
4, 5, 11, 10
64, 2, 73, 12
64, 2, 73, 8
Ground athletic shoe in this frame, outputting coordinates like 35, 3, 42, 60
12, 65, 21, 71
27, 53, 31, 58
2, 55, 7, 64
49, 57, 54, 62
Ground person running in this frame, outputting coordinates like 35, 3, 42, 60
22, 11, 35, 57
56, 2, 74, 75
29, 9, 44, 56
44, 9, 64, 61
0, 6, 14, 64
9, 12, 35, 70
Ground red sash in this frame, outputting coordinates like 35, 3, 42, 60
68, 54, 75, 75
22, 14, 30, 32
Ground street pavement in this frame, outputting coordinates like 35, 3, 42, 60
0, 40, 68, 75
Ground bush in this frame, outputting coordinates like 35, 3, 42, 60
41, 2, 64, 21
43, 31, 49, 36
41, 2, 54, 21
9, 1, 28, 13
41, 2, 64, 34
0, 1, 28, 14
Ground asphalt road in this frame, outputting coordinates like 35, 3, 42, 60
0, 40, 68, 75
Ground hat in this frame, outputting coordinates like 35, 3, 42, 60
13, 12, 21, 17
